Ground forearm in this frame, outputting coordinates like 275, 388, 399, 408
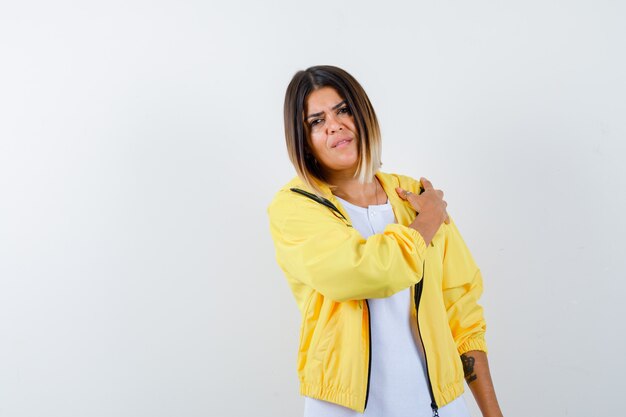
409, 213, 440, 246
461, 350, 503, 417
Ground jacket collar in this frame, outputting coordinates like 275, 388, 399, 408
287, 171, 409, 226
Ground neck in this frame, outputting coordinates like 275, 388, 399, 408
327, 170, 381, 204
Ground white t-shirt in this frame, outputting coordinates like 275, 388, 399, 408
303, 196, 471, 417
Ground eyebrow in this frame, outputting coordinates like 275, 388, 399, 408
306, 100, 347, 120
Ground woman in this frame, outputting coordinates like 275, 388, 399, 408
267, 65, 503, 417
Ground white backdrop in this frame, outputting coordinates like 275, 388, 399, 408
1, 1, 624, 416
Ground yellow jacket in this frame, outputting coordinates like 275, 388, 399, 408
267, 171, 487, 413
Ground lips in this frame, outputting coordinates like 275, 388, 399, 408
332, 137, 352, 148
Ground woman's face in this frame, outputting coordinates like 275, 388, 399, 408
305, 86, 359, 176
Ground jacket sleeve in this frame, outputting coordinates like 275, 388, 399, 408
441, 215, 488, 355
268, 194, 427, 302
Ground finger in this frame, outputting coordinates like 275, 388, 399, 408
420, 177, 434, 191
395, 187, 408, 200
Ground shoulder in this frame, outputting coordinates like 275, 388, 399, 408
266, 176, 325, 224
377, 171, 423, 194
267, 176, 297, 216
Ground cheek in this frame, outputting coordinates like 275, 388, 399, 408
309, 133, 327, 155
346, 119, 357, 133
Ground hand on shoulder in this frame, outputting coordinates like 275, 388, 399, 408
395, 176, 450, 246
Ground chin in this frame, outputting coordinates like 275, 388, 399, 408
330, 160, 359, 172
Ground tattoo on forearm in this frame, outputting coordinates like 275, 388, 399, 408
461, 354, 477, 384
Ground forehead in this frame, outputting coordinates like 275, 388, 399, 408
306, 86, 345, 111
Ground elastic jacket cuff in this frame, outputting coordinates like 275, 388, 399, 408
458, 336, 488, 355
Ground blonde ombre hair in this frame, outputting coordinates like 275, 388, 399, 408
283, 65, 382, 196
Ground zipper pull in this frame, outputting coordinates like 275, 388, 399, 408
431, 404, 439, 417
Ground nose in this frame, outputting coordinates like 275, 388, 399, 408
326, 113, 343, 133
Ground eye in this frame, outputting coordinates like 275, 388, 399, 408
338, 106, 351, 115
309, 118, 323, 128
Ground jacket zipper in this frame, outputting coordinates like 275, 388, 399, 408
290, 184, 438, 413
291, 188, 372, 411
363, 300, 372, 410
290, 188, 352, 227
414, 266, 439, 417
293, 186, 437, 415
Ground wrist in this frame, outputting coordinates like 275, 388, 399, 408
410, 214, 439, 246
